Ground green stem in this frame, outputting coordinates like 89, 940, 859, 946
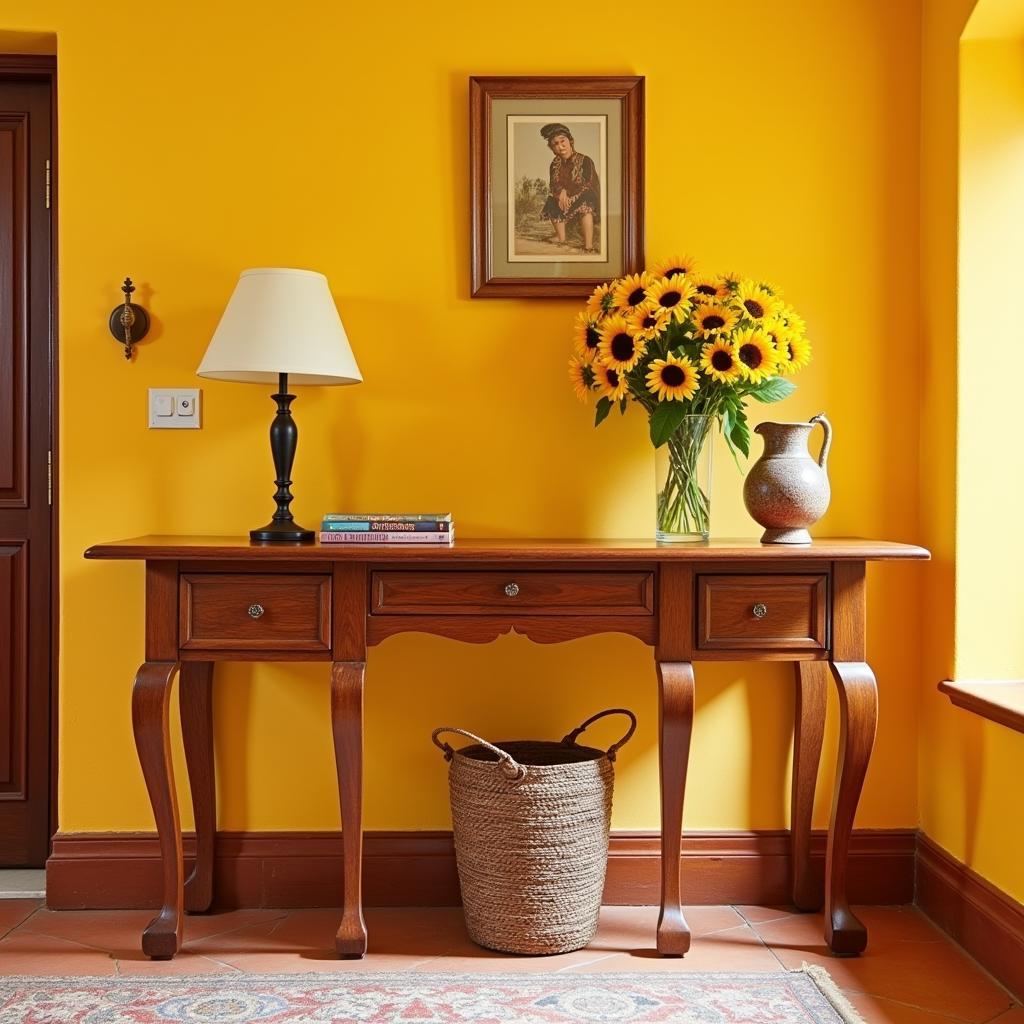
656, 417, 713, 538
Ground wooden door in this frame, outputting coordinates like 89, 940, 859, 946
0, 64, 55, 866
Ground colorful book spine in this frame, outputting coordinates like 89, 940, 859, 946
318, 531, 455, 545
321, 520, 451, 533
323, 513, 451, 523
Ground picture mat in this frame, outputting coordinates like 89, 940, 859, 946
507, 116, 607, 263
490, 98, 623, 280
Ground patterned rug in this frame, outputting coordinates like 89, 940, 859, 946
0, 968, 864, 1023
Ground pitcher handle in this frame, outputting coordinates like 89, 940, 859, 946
810, 413, 832, 469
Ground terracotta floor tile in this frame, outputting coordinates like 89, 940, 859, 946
0, 898, 42, 938
988, 1011, 1024, 1023
114, 951, 239, 976
845, 991, 979, 1024
736, 904, 802, 925
414, 947, 615, 973
0, 932, 118, 976
22, 907, 290, 958
567, 924, 783, 973
755, 911, 1013, 1023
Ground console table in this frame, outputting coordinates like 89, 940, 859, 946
84, 536, 927, 961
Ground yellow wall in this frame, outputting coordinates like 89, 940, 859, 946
919, 0, 1024, 902
0, 1, 925, 836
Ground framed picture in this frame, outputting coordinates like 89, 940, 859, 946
470, 76, 645, 298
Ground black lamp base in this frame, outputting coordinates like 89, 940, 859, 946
250, 520, 315, 544
250, 372, 316, 545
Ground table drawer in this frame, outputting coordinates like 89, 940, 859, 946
180, 573, 332, 651
697, 573, 827, 651
371, 570, 655, 616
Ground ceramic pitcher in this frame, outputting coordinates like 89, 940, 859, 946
743, 413, 832, 544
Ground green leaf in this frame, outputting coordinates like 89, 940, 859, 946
594, 397, 613, 427
750, 377, 797, 404
729, 419, 751, 458
620, 398, 629, 415
649, 400, 688, 448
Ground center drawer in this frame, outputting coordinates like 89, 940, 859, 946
371, 570, 655, 616
180, 573, 332, 651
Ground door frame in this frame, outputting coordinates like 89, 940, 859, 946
0, 53, 59, 856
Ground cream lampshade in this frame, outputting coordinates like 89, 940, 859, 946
197, 268, 362, 542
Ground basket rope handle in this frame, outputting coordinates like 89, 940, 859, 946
431, 727, 528, 782
562, 708, 637, 762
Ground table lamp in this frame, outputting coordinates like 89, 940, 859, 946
197, 268, 361, 543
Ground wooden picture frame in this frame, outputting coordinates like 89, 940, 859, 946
470, 76, 645, 299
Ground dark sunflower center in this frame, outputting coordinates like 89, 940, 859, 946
585, 326, 600, 349
702, 315, 725, 331
659, 291, 682, 308
665, 266, 685, 278
661, 364, 686, 387
642, 315, 657, 329
607, 368, 620, 386
697, 284, 717, 296
711, 349, 733, 371
628, 288, 646, 306
610, 333, 635, 361
744, 299, 764, 318
739, 343, 763, 369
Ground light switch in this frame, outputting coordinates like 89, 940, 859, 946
149, 388, 201, 429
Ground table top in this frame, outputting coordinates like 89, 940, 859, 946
85, 536, 930, 563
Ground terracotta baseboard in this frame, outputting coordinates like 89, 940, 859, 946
916, 832, 1024, 1001
46, 828, 915, 911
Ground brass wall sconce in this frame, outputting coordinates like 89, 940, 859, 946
108, 277, 150, 360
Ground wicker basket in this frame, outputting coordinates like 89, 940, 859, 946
431, 708, 636, 955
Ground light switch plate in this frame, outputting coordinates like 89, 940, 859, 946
149, 388, 201, 429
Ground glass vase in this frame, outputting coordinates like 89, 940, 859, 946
655, 414, 714, 543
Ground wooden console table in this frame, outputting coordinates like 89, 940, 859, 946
85, 536, 927, 960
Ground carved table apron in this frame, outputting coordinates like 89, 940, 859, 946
84, 536, 928, 960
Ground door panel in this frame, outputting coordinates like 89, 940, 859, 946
0, 72, 53, 866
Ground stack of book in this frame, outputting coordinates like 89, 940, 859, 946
319, 513, 454, 545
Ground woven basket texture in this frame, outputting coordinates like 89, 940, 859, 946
448, 739, 614, 955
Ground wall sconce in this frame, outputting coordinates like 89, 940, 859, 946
108, 277, 150, 360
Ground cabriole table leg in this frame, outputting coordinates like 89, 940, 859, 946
825, 660, 878, 956
180, 661, 215, 913
656, 660, 695, 956
331, 660, 367, 958
132, 661, 184, 960
791, 661, 827, 911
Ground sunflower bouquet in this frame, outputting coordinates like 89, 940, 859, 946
567, 256, 811, 540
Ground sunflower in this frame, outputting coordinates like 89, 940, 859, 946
645, 354, 699, 402
645, 275, 695, 323
598, 314, 647, 372
592, 361, 629, 402
719, 270, 743, 291
626, 301, 670, 343
735, 281, 780, 324
733, 328, 778, 383
692, 303, 738, 338
585, 282, 614, 320
568, 355, 594, 402
573, 312, 602, 363
611, 272, 654, 313
700, 338, 743, 383
775, 302, 806, 335
690, 274, 731, 305
651, 254, 699, 281
771, 329, 812, 376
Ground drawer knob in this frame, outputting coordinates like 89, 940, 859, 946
504, 582, 520, 598
752, 602, 768, 619
247, 603, 265, 619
